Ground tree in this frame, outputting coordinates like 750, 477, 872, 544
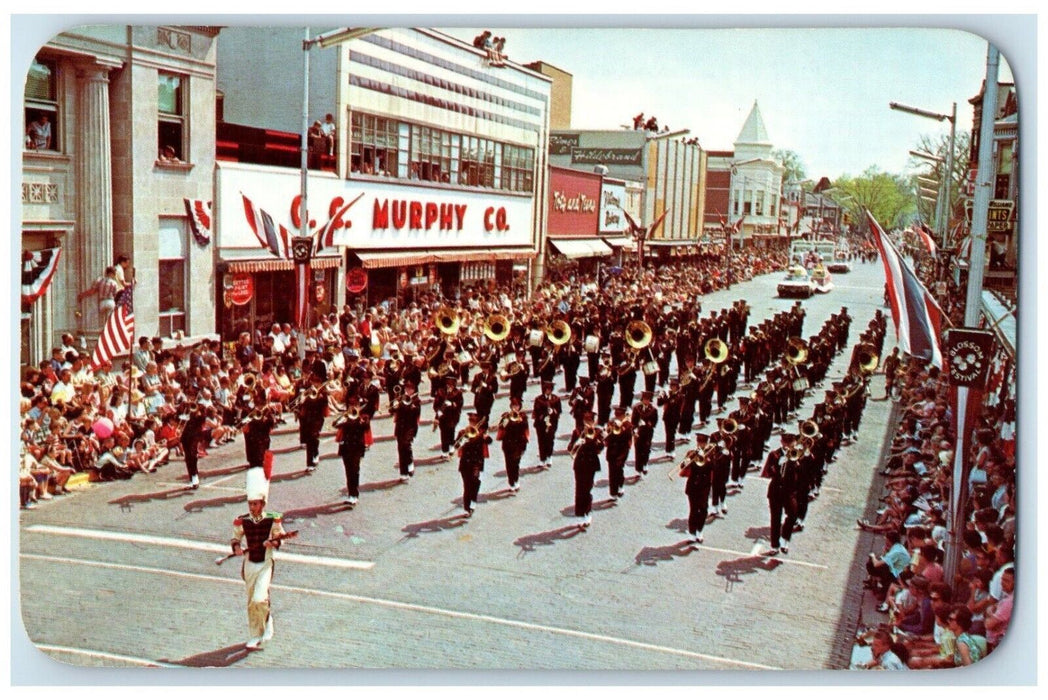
773, 148, 807, 185
909, 131, 972, 234
826, 167, 915, 232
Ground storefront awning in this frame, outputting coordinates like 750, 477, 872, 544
351, 249, 536, 270
644, 239, 697, 247
602, 236, 635, 250
223, 256, 341, 273
548, 238, 613, 259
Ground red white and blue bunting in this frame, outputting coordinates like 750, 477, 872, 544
21, 247, 62, 304
184, 198, 213, 246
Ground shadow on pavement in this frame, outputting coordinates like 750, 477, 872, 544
401, 514, 469, 538
414, 455, 447, 467
109, 487, 199, 509
359, 478, 407, 493
557, 498, 616, 518
159, 643, 253, 667
632, 540, 697, 567
715, 554, 782, 589
513, 524, 585, 555
281, 501, 353, 522
743, 525, 772, 544
182, 493, 244, 512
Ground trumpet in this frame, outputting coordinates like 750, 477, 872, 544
435, 306, 461, 336
239, 404, 270, 426
704, 338, 730, 364
484, 313, 511, 342
625, 320, 653, 350
786, 337, 809, 365
608, 418, 626, 435
499, 361, 522, 382
506, 408, 525, 423
546, 320, 572, 346
787, 445, 807, 462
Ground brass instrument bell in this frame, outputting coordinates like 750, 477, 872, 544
484, 313, 511, 342
625, 320, 653, 350
435, 306, 461, 336
721, 417, 738, 435
787, 445, 807, 462
856, 343, 879, 374
704, 338, 729, 364
800, 419, 820, 439
546, 320, 572, 346
786, 337, 809, 365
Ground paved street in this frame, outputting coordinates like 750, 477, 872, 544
19, 261, 898, 671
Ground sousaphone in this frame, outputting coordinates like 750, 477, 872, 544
484, 314, 510, 342
546, 320, 572, 346
625, 320, 653, 350
704, 338, 729, 364
856, 343, 879, 375
435, 306, 461, 336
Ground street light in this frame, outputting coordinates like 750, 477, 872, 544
891, 100, 957, 249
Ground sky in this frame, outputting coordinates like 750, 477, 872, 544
443, 25, 1014, 182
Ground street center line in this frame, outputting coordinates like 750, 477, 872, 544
23, 525, 374, 571
35, 644, 180, 668
692, 544, 828, 570
21, 553, 781, 670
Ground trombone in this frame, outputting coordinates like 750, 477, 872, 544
454, 416, 489, 449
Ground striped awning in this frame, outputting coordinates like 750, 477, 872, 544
601, 236, 635, 250
224, 256, 341, 273
548, 237, 613, 259
351, 249, 536, 270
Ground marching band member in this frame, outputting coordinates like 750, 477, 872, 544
297, 361, 329, 473
604, 405, 633, 500
241, 390, 276, 470
471, 360, 499, 422
658, 377, 684, 454
594, 354, 616, 425
505, 349, 530, 405
708, 419, 733, 516
231, 468, 286, 650
561, 333, 583, 393
333, 395, 370, 506
566, 410, 604, 528
630, 390, 658, 476
762, 432, 801, 555
392, 380, 421, 481
433, 375, 464, 460
532, 380, 562, 469
616, 350, 639, 409
496, 396, 529, 491
681, 432, 714, 543
455, 412, 492, 517
568, 375, 595, 432
179, 399, 207, 489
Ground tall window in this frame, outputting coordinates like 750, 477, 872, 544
350, 112, 399, 176
158, 72, 186, 161
158, 220, 186, 337
24, 57, 58, 151
409, 124, 454, 183
500, 144, 533, 193
460, 135, 497, 187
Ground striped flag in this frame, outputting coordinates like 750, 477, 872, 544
916, 223, 938, 256
184, 198, 213, 246
294, 263, 310, 329
314, 192, 365, 254
867, 211, 943, 367
241, 193, 290, 258
91, 285, 135, 370
21, 247, 62, 304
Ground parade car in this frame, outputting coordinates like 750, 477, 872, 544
777, 265, 815, 298
827, 252, 852, 274
810, 264, 834, 293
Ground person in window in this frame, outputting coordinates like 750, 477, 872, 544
158, 145, 181, 163
308, 121, 325, 169
27, 113, 51, 150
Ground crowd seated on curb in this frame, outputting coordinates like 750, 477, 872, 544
855, 350, 1016, 669
17, 251, 790, 510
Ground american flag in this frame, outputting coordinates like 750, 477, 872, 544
915, 222, 938, 256
241, 192, 290, 258
867, 211, 943, 367
90, 285, 135, 370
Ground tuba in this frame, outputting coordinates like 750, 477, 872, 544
786, 337, 809, 365
721, 417, 738, 435
704, 338, 729, 364
435, 306, 461, 336
484, 313, 511, 342
856, 343, 879, 374
546, 320, 572, 346
800, 419, 820, 440
625, 320, 653, 350
242, 373, 257, 390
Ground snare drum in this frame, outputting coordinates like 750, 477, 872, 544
792, 377, 809, 391
528, 329, 545, 347
584, 335, 600, 353
457, 350, 472, 364
642, 360, 659, 376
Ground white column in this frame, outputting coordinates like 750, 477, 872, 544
75, 65, 114, 333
